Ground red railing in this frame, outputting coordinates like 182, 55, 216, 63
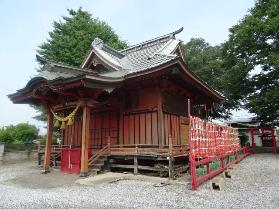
190, 146, 250, 190
189, 116, 250, 190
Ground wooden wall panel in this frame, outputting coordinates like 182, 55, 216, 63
134, 115, 140, 144
90, 111, 118, 149
63, 119, 82, 147
152, 112, 158, 144
140, 114, 146, 144
163, 113, 188, 146
123, 111, 158, 145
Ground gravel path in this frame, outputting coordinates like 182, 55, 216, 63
0, 154, 279, 209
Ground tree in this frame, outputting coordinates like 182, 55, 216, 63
35, 8, 128, 121
182, 38, 233, 118
38, 8, 127, 67
182, 38, 224, 90
223, 0, 279, 123
0, 123, 39, 145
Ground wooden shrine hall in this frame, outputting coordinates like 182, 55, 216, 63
9, 28, 223, 177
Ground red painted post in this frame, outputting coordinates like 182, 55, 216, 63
190, 155, 197, 190
221, 156, 225, 171
206, 162, 210, 174
250, 128, 256, 154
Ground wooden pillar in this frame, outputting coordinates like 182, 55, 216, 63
134, 146, 138, 174
250, 128, 256, 154
43, 108, 53, 173
80, 104, 90, 177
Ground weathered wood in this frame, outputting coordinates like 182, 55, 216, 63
110, 164, 161, 171
168, 135, 173, 179
80, 104, 90, 177
134, 146, 138, 174
43, 107, 53, 173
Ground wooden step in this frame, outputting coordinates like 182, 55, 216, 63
90, 163, 104, 169
89, 168, 101, 176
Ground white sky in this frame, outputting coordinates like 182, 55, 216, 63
0, 0, 255, 133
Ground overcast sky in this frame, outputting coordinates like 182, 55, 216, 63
0, 0, 255, 132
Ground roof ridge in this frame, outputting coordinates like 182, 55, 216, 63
120, 27, 183, 54
92, 37, 125, 59
36, 55, 94, 74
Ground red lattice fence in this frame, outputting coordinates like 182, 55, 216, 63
189, 116, 249, 190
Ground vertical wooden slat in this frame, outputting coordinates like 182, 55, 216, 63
129, 115, 135, 144
135, 114, 140, 144
146, 113, 152, 144
157, 89, 164, 148
140, 114, 145, 144
123, 116, 129, 144
152, 112, 158, 145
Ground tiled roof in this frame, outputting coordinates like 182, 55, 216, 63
35, 28, 184, 81
90, 28, 182, 75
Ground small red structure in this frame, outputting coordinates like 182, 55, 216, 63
250, 127, 277, 155
60, 148, 81, 174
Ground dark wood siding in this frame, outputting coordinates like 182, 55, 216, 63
89, 111, 118, 149
122, 111, 158, 145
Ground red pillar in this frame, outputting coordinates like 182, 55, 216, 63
271, 129, 277, 155
250, 128, 256, 154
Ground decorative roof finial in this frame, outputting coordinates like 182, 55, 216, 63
92, 37, 104, 48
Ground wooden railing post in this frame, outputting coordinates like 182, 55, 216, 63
190, 154, 197, 190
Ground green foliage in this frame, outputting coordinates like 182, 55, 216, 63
182, 38, 224, 89
38, 8, 127, 67
35, 8, 128, 121
0, 123, 39, 145
182, 38, 232, 118
223, 0, 279, 123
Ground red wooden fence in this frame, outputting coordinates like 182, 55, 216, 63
189, 116, 248, 190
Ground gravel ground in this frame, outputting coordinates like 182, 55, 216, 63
0, 154, 279, 209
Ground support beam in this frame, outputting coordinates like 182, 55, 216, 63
43, 107, 53, 173
134, 156, 138, 174
80, 104, 90, 177
134, 146, 138, 174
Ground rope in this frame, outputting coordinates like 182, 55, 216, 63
51, 103, 80, 122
